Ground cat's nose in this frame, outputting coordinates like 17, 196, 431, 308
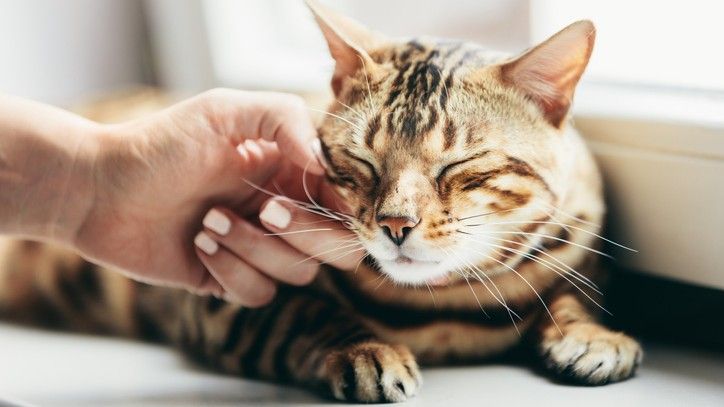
377, 215, 420, 246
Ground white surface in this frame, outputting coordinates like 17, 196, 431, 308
584, 139, 724, 290
0, 0, 147, 106
202, 0, 528, 92
0, 323, 722, 407
143, 0, 216, 93
531, 0, 724, 91
570, 84, 724, 290
576, 83, 724, 129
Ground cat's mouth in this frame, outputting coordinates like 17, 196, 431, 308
393, 255, 440, 266
380, 256, 450, 286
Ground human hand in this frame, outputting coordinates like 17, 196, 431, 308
194, 182, 364, 306
71, 89, 326, 304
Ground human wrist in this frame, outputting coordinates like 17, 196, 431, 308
0, 94, 110, 244
36, 119, 109, 246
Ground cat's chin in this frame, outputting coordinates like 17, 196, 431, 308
375, 257, 452, 287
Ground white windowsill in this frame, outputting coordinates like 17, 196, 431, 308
572, 83, 724, 290
576, 82, 724, 128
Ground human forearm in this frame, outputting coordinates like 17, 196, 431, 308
0, 88, 328, 301
0, 94, 102, 244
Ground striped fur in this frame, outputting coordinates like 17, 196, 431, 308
0, 3, 641, 403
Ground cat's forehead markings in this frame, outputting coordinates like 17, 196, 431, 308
365, 40, 501, 146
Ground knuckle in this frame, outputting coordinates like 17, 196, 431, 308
202, 87, 229, 101
230, 220, 261, 253
277, 93, 306, 112
195, 87, 237, 111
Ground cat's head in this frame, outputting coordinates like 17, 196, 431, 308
308, 1, 595, 286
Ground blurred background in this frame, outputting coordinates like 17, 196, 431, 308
2, 0, 723, 103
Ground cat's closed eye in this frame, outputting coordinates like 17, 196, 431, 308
435, 159, 471, 183
345, 153, 379, 185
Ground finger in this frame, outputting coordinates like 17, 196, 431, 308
197, 89, 324, 174
258, 198, 364, 271
191, 270, 224, 298
194, 232, 277, 307
201, 207, 320, 285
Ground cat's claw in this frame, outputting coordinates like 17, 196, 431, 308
324, 342, 421, 403
541, 322, 643, 385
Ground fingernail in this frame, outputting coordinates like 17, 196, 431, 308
310, 138, 328, 169
203, 209, 231, 235
260, 200, 291, 229
194, 232, 218, 255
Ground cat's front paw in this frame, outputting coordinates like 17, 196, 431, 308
323, 342, 421, 403
541, 322, 642, 385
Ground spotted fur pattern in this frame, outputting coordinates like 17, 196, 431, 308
0, 2, 641, 403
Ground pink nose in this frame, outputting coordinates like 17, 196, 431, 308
377, 216, 420, 246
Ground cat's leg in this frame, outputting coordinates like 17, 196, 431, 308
534, 292, 642, 385
175, 288, 421, 403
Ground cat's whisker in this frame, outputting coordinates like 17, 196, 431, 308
307, 107, 364, 132
357, 54, 378, 114
291, 218, 344, 226
460, 209, 600, 290
242, 178, 343, 218
454, 266, 494, 319
537, 205, 574, 238
456, 267, 491, 319
537, 198, 601, 229
263, 228, 338, 237
282, 203, 356, 228
460, 259, 522, 323
300, 161, 358, 227
324, 236, 363, 247
302, 160, 334, 218
468, 245, 563, 337
460, 236, 609, 315
466, 266, 521, 333
294, 203, 354, 223
457, 206, 527, 221
324, 246, 367, 267
538, 203, 635, 256
353, 253, 370, 274
460, 229, 614, 259
459, 211, 604, 297
441, 246, 521, 324
289, 240, 363, 268
471, 220, 636, 252
486, 236, 599, 290
292, 204, 354, 224
373, 273, 390, 292
242, 176, 356, 228
369, 270, 386, 285
335, 99, 365, 121
243, 178, 354, 230
424, 281, 438, 308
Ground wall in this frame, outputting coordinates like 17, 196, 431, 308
0, 0, 148, 106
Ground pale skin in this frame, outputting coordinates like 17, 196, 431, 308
0, 89, 360, 307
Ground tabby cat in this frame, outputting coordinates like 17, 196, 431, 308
0, 1, 642, 402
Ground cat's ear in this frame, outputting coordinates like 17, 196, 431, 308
305, 0, 383, 95
499, 20, 595, 128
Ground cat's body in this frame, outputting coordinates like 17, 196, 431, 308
0, 2, 641, 403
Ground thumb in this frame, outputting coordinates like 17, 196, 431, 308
198, 89, 325, 175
